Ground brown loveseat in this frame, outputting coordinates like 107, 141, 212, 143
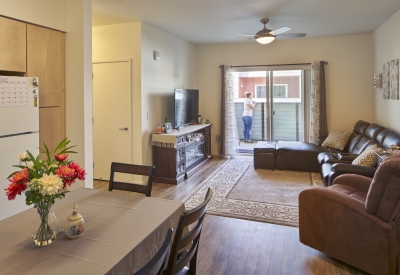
299, 153, 400, 275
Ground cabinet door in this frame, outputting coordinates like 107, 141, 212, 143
27, 25, 63, 107
0, 17, 26, 72
39, 107, 66, 153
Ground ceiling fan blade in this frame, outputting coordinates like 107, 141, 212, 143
270, 27, 291, 35
234, 34, 255, 37
276, 33, 307, 39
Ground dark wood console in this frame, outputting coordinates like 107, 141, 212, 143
151, 124, 212, 184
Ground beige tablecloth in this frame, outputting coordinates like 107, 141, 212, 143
0, 188, 185, 275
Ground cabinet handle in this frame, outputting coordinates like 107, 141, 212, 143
119, 127, 128, 131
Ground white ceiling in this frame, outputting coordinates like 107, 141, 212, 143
92, 0, 400, 45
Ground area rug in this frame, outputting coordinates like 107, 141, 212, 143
185, 156, 323, 227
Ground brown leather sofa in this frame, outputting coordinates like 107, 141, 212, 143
272, 120, 400, 175
274, 120, 375, 172
319, 121, 400, 186
299, 153, 400, 275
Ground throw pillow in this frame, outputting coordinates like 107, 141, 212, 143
352, 144, 379, 167
321, 130, 353, 150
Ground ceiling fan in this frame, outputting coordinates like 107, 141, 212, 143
235, 18, 306, 44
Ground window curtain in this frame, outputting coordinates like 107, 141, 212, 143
309, 61, 328, 144
220, 65, 239, 157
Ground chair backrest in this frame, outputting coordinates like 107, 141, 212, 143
366, 154, 400, 222
133, 228, 173, 275
345, 120, 370, 153
165, 187, 213, 275
109, 162, 155, 197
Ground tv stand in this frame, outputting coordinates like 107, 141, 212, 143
151, 124, 212, 184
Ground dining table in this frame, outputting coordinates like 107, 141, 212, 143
0, 187, 185, 275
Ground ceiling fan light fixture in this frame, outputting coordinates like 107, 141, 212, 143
256, 35, 275, 44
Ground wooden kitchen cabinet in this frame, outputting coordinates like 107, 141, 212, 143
26, 24, 66, 151
39, 107, 66, 152
0, 17, 26, 72
27, 24, 63, 107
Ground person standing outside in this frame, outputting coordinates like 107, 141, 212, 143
242, 91, 256, 143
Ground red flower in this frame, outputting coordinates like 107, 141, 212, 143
69, 162, 86, 180
56, 165, 76, 186
5, 182, 27, 200
8, 168, 29, 184
54, 153, 68, 161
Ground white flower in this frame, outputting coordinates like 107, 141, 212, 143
27, 161, 34, 169
17, 151, 29, 160
39, 173, 63, 196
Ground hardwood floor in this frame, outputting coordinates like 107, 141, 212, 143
94, 157, 368, 275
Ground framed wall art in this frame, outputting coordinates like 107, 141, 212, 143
383, 62, 390, 99
390, 58, 399, 100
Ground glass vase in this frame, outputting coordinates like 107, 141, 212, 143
31, 205, 59, 246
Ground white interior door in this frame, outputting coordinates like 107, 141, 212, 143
93, 60, 132, 182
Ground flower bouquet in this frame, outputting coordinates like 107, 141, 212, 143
4, 138, 85, 246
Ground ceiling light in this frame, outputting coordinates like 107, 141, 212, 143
256, 35, 275, 44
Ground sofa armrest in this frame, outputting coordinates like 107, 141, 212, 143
332, 174, 372, 194
331, 163, 376, 178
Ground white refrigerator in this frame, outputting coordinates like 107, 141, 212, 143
0, 76, 39, 220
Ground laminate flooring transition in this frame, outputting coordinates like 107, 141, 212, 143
94, 156, 368, 275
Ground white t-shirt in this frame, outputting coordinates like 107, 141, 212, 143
242, 98, 254, 116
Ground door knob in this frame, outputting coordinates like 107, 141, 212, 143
119, 127, 129, 131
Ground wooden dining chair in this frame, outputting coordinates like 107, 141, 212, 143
109, 162, 155, 197
134, 228, 173, 275
165, 187, 213, 275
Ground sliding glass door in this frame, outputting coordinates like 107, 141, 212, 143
271, 70, 303, 141
234, 66, 310, 144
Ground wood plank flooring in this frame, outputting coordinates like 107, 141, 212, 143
94, 157, 368, 275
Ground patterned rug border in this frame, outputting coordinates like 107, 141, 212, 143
185, 156, 315, 227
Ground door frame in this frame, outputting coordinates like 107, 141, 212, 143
92, 58, 132, 180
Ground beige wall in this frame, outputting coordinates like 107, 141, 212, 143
197, 34, 375, 155
141, 23, 197, 165
0, 0, 67, 31
373, 9, 400, 133
92, 22, 197, 166
92, 22, 143, 166
66, 0, 93, 189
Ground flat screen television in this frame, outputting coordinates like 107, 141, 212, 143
174, 89, 199, 128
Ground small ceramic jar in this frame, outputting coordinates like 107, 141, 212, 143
66, 204, 84, 239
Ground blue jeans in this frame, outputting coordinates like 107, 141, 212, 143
242, 116, 252, 140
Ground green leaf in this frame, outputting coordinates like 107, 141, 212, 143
54, 138, 69, 154
42, 143, 51, 164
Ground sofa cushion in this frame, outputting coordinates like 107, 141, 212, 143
353, 120, 370, 135
364, 124, 385, 141
376, 128, 391, 146
382, 132, 400, 148
321, 130, 353, 150
276, 141, 331, 172
352, 144, 379, 167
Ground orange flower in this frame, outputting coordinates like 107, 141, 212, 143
56, 165, 75, 178
8, 168, 29, 184
54, 153, 68, 161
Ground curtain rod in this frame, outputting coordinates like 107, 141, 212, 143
219, 61, 328, 68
